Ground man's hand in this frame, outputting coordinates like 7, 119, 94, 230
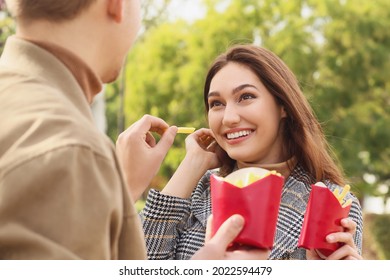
116, 114, 177, 201
192, 214, 270, 260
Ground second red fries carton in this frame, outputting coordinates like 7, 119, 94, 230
298, 182, 352, 257
210, 167, 284, 249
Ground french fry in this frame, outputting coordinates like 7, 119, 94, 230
247, 173, 261, 185
235, 179, 244, 188
177, 127, 195, 134
343, 198, 352, 207
337, 184, 350, 203
332, 188, 341, 199
268, 170, 282, 177
228, 170, 281, 188
332, 184, 351, 205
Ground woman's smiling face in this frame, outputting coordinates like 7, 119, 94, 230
207, 62, 287, 166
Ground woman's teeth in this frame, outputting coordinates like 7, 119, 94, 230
226, 130, 252, 140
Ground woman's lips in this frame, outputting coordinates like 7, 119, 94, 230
226, 129, 253, 140
224, 129, 254, 144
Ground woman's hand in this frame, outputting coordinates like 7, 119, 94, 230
307, 218, 362, 260
184, 128, 221, 171
161, 128, 223, 199
116, 114, 177, 201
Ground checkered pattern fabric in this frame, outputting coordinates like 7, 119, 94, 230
140, 165, 363, 260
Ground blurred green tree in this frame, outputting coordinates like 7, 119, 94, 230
308, 0, 390, 203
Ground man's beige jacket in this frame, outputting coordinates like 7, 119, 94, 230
0, 37, 147, 259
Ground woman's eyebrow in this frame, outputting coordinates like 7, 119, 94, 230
208, 84, 258, 98
232, 84, 258, 94
207, 91, 219, 98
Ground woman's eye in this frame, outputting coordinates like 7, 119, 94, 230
239, 93, 255, 102
209, 100, 223, 108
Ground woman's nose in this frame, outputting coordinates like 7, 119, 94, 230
222, 103, 240, 126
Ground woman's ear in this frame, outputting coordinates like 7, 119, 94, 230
280, 106, 287, 119
107, 0, 123, 23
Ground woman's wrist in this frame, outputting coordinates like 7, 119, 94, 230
184, 150, 216, 173
161, 153, 209, 198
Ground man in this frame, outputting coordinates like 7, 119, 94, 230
0, 0, 251, 259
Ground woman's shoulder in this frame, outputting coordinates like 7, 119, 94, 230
287, 165, 360, 205
190, 168, 222, 201
193, 169, 217, 193
288, 164, 315, 186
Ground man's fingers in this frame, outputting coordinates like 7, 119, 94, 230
207, 214, 244, 249
133, 114, 170, 135
155, 126, 177, 154
145, 131, 156, 147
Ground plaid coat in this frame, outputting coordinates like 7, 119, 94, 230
140, 165, 363, 260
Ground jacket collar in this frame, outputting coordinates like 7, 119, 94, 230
1, 36, 99, 121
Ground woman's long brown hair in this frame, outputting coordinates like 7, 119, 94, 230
203, 44, 345, 185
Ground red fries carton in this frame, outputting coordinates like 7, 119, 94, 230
298, 182, 352, 257
210, 167, 284, 249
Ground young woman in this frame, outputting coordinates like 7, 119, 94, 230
139, 44, 363, 260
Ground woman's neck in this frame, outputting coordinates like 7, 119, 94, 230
237, 157, 297, 179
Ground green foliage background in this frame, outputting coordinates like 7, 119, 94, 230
365, 214, 390, 259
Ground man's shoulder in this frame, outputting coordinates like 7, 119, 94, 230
0, 83, 115, 176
